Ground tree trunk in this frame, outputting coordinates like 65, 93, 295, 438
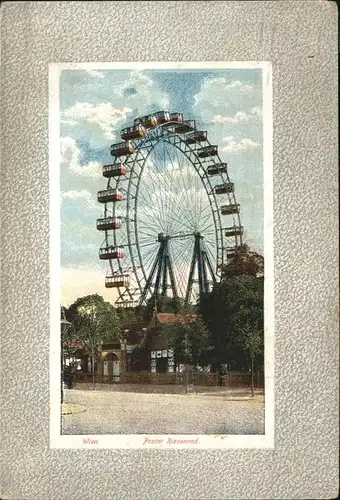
250, 357, 255, 397
92, 354, 95, 390
211, 362, 221, 374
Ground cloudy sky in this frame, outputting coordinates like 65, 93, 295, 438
59, 67, 263, 307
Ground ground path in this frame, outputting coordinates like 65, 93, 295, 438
62, 385, 265, 435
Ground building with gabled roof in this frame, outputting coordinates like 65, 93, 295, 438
76, 311, 200, 382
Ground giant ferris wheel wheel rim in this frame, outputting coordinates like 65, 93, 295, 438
97, 113, 243, 308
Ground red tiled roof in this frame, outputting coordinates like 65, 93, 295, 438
155, 313, 198, 325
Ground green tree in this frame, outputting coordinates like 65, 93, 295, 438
143, 294, 197, 321
61, 305, 77, 363
161, 318, 212, 369
220, 244, 264, 279
116, 305, 144, 324
66, 294, 121, 388
238, 323, 264, 396
200, 246, 264, 381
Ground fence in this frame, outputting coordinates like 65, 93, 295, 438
193, 371, 219, 386
75, 370, 264, 388
221, 371, 264, 388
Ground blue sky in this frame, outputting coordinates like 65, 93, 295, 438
60, 67, 263, 306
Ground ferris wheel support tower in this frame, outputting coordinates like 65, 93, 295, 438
96, 110, 244, 307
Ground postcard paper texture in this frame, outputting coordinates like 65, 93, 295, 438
1, 2, 338, 499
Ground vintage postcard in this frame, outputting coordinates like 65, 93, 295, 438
49, 61, 273, 449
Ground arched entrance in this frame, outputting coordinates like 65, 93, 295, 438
103, 352, 120, 383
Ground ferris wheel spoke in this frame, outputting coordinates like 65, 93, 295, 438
155, 139, 190, 231
147, 150, 177, 230
137, 202, 163, 227
139, 198, 194, 235
136, 225, 159, 238
139, 241, 160, 249
142, 154, 171, 228
164, 141, 198, 230
141, 245, 159, 269
137, 229, 159, 241
200, 221, 217, 235
204, 238, 218, 259
205, 245, 217, 273
161, 144, 188, 235
170, 238, 193, 270
142, 153, 183, 234
98, 115, 243, 306
199, 211, 213, 232
137, 162, 167, 231
149, 144, 188, 235
172, 141, 210, 231
141, 249, 163, 283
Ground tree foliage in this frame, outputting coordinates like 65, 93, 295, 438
61, 305, 79, 362
220, 244, 264, 279
143, 294, 197, 320
116, 305, 144, 324
160, 318, 212, 368
200, 245, 264, 372
66, 294, 121, 358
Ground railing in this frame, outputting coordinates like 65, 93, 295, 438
74, 370, 264, 388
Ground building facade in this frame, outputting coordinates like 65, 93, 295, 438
75, 312, 198, 383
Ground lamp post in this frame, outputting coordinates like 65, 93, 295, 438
184, 325, 194, 394
185, 328, 189, 393
60, 316, 71, 404
120, 329, 129, 382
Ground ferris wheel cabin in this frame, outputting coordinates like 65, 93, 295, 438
121, 124, 146, 141
184, 130, 207, 145
207, 163, 228, 176
110, 141, 134, 157
102, 163, 127, 178
173, 120, 196, 134
169, 112, 184, 123
215, 182, 234, 195
105, 274, 130, 288
225, 226, 244, 237
221, 203, 240, 215
97, 189, 123, 203
99, 246, 125, 260
134, 114, 158, 128
154, 110, 171, 124
197, 145, 218, 158
96, 217, 122, 231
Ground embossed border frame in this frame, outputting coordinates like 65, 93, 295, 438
1, 1, 338, 499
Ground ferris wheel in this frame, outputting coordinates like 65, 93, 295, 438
96, 111, 243, 307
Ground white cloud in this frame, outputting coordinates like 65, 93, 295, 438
193, 78, 259, 122
60, 137, 101, 179
221, 136, 260, 153
114, 70, 170, 110
213, 107, 262, 125
60, 70, 170, 149
61, 189, 97, 210
62, 102, 132, 142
